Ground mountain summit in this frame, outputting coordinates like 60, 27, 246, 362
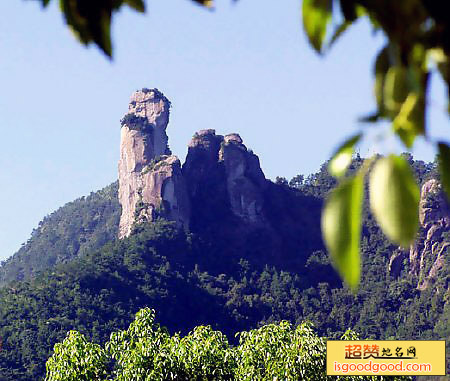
118, 89, 270, 238
118, 88, 189, 238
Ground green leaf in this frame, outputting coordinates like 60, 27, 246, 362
302, 0, 332, 53
59, 0, 114, 57
191, 0, 214, 8
339, 0, 358, 22
374, 46, 390, 114
384, 65, 409, 116
321, 173, 363, 291
328, 21, 352, 49
437, 60, 450, 113
438, 142, 450, 200
328, 133, 361, 178
382, 63, 428, 148
436, 57, 449, 105
369, 155, 420, 247
98, 9, 112, 57
392, 92, 425, 148
124, 0, 146, 12
358, 112, 381, 123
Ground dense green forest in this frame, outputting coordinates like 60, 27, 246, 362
0, 182, 120, 286
0, 157, 448, 380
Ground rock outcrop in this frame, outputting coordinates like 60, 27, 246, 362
219, 133, 267, 223
183, 129, 268, 227
118, 90, 289, 242
133, 155, 190, 230
118, 89, 190, 238
388, 250, 408, 279
183, 129, 225, 202
409, 179, 449, 290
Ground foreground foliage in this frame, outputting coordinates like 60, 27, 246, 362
304, 0, 450, 289
45, 308, 410, 381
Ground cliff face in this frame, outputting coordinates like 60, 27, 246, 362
183, 129, 225, 205
389, 179, 449, 289
117, 90, 269, 239
409, 179, 449, 290
118, 89, 189, 238
219, 133, 267, 223
183, 129, 268, 227
133, 155, 190, 229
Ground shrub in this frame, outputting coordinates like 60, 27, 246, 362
45, 308, 412, 381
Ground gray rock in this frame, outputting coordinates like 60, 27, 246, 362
184, 129, 268, 226
219, 133, 267, 224
118, 89, 189, 238
408, 179, 449, 289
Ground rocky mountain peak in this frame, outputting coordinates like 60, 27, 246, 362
218, 133, 267, 223
418, 179, 450, 227
187, 129, 223, 159
223, 133, 243, 145
128, 88, 171, 120
184, 129, 268, 226
119, 91, 272, 239
118, 89, 188, 238
120, 88, 171, 159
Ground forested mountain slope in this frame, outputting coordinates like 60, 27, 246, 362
0, 156, 448, 380
0, 182, 120, 286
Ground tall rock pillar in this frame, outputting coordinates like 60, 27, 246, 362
118, 89, 190, 238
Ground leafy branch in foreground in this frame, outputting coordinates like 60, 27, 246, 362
45, 308, 411, 381
33, 0, 212, 57
323, 153, 421, 290
321, 170, 363, 290
302, 0, 449, 289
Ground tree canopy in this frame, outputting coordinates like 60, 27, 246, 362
45, 307, 412, 380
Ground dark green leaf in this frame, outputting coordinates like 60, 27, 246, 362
382, 63, 428, 148
369, 155, 420, 247
321, 173, 363, 291
191, 0, 214, 8
392, 92, 425, 148
302, 0, 332, 53
124, 0, 145, 12
358, 112, 381, 123
328, 133, 361, 178
98, 9, 113, 57
374, 46, 390, 114
396, 128, 416, 149
59, 0, 114, 57
328, 21, 352, 49
384, 65, 409, 116
440, 58, 450, 112
438, 142, 450, 201
339, 0, 358, 21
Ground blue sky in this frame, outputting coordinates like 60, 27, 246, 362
0, 0, 448, 260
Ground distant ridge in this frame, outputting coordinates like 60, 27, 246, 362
0, 182, 120, 286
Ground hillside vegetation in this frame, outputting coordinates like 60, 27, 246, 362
0, 157, 448, 380
0, 182, 120, 286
